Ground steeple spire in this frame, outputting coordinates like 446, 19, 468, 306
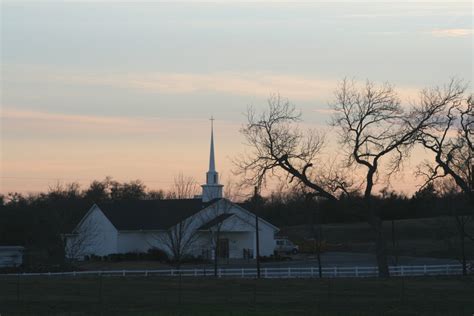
209, 116, 216, 172
201, 116, 223, 202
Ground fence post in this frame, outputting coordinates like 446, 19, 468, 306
355, 267, 359, 277
73, 271, 76, 277
219, 268, 222, 278
401, 266, 404, 276
241, 268, 244, 278
311, 267, 314, 278
423, 265, 427, 275
194, 269, 197, 277
334, 267, 337, 278
122, 270, 125, 277
264, 268, 268, 278
288, 267, 291, 278
145, 270, 148, 277
16, 273, 20, 303
446, 265, 449, 275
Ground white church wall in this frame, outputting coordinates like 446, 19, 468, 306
256, 223, 277, 257
66, 206, 118, 259
117, 232, 152, 253
224, 232, 254, 258
117, 231, 175, 256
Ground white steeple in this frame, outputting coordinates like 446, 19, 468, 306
209, 117, 216, 173
202, 117, 223, 202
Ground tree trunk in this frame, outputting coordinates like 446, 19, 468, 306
367, 202, 390, 277
214, 246, 218, 277
461, 231, 467, 276
365, 169, 390, 278
317, 248, 323, 278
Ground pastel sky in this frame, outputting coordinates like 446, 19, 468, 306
1, 1, 472, 196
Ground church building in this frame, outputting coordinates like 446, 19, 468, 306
65, 121, 279, 261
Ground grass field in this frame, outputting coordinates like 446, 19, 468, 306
1, 275, 473, 315
282, 216, 474, 259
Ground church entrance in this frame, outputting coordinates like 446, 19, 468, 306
217, 238, 229, 258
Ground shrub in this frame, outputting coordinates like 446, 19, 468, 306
146, 248, 169, 261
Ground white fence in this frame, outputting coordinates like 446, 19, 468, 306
4, 264, 464, 278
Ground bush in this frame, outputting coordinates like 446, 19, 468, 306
146, 248, 169, 262
259, 254, 291, 262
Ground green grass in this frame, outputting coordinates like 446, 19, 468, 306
1, 275, 473, 315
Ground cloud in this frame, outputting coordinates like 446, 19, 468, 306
4, 64, 423, 110
430, 28, 473, 38
313, 108, 336, 115
45, 72, 339, 102
1, 108, 195, 135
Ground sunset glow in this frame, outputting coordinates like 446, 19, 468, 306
1, 1, 472, 196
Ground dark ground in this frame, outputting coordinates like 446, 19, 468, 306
0, 275, 473, 315
282, 216, 474, 260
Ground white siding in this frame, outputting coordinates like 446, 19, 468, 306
66, 199, 278, 260
117, 231, 166, 254
65, 206, 118, 258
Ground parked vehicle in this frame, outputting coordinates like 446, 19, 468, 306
275, 238, 299, 254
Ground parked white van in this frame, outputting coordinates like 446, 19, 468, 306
275, 238, 299, 255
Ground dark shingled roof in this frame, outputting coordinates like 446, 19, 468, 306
198, 213, 234, 230
96, 199, 211, 231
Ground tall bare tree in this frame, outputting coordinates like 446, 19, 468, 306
415, 82, 472, 201
330, 79, 454, 277
235, 94, 340, 201
414, 80, 472, 275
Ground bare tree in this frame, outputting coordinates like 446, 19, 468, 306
150, 174, 200, 267
223, 176, 245, 202
151, 217, 200, 269
415, 82, 472, 201
330, 79, 445, 277
414, 80, 472, 275
64, 219, 99, 260
198, 199, 235, 277
235, 94, 339, 200
166, 173, 199, 199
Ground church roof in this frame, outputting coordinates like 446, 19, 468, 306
198, 212, 234, 230
96, 199, 214, 231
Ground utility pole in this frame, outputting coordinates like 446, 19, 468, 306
254, 186, 261, 279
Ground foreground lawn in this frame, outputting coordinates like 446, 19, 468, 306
0, 275, 473, 315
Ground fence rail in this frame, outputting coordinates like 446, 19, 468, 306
2, 264, 465, 278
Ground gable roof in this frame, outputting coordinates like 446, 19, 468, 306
96, 199, 210, 231
72, 198, 279, 233
198, 213, 234, 230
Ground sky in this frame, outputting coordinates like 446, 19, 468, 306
1, 1, 472, 196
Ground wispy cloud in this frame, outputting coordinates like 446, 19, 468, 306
313, 108, 336, 115
430, 28, 473, 38
46, 72, 339, 101
1, 108, 195, 135
6, 65, 421, 103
